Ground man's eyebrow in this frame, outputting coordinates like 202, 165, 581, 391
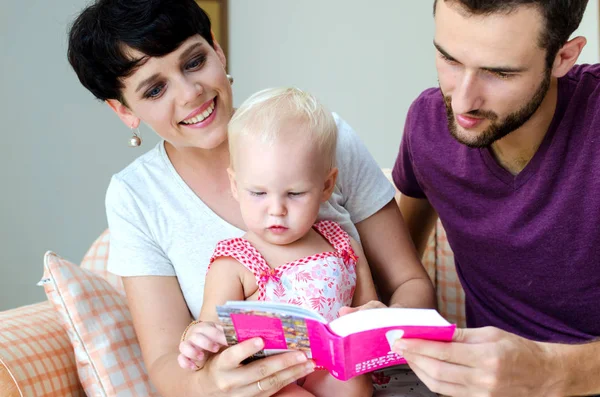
433, 41, 527, 73
433, 41, 456, 61
135, 73, 160, 94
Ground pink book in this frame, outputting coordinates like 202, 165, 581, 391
216, 301, 456, 381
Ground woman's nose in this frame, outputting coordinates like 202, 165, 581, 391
179, 79, 204, 106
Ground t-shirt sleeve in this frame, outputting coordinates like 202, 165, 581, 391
334, 113, 396, 223
105, 175, 175, 277
392, 102, 427, 199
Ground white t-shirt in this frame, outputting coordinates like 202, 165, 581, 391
106, 114, 395, 318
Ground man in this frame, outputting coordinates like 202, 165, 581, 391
392, 0, 600, 396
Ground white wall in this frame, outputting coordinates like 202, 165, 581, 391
229, 0, 439, 169
0, 0, 160, 310
575, 0, 600, 64
229, 0, 599, 167
0, 0, 598, 311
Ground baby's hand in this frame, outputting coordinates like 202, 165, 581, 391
177, 321, 228, 371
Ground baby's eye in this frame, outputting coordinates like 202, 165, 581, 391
288, 192, 306, 197
250, 191, 266, 196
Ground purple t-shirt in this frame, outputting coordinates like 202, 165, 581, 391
393, 64, 600, 343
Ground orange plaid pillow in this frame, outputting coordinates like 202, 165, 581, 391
41, 251, 159, 396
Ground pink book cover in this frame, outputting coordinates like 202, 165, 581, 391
217, 302, 456, 381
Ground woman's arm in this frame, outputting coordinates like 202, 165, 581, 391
124, 276, 314, 397
331, 115, 435, 309
349, 238, 379, 307
356, 199, 436, 309
399, 195, 438, 259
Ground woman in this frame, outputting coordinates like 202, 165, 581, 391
67, 1, 435, 396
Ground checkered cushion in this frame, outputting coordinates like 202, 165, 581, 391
41, 251, 159, 396
0, 301, 84, 396
80, 229, 124, 295
432, 222, 465, 328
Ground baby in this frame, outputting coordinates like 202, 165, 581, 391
180, 87, 377, 396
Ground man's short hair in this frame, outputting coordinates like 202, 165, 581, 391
434, 0, 589, 68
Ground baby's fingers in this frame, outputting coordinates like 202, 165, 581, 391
179, 339, 208, 363
177, 353, 203, 371
186, 331, 224, 353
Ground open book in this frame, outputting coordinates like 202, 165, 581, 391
216, 301, 455, 381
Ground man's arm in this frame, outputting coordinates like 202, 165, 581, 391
554, 338, 600, 395
399, 195, 438, 259
391, 326, 600, 397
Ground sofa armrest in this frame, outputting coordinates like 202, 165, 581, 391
0, 301, 84, 396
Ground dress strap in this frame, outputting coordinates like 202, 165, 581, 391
313, 220, 358, 268
209, 238, 279, 300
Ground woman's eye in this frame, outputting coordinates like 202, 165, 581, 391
145, 84, 165, 99
186, 55, 206, 70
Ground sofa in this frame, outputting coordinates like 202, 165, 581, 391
0, 174, 466, 396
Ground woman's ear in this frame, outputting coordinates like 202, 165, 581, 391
227, 167, 239, 201
321, 168, 339, 202
551, 36, 587, 78
213, 39, 227, 70
106, 99, 140, 129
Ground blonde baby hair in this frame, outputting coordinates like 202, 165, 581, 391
228, 87, 337, 171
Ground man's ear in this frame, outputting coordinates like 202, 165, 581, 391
551, 36, 587, 78
106, 99, 140, 129
227, 167, 239, 201
321, 168, 339, 202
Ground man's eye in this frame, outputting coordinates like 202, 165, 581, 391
492, 71, 512, 79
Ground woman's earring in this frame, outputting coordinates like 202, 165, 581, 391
129, 126, 142, 147
227, 74, 234, 85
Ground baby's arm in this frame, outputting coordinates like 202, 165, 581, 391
178, 257, 246, 370
349, 238, 379, 307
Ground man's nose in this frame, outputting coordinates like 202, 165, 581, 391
452, 71, 484, 115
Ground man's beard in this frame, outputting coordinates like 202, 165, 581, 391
442, 70, 551, 148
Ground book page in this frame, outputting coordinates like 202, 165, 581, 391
220, 301, 328, 323
329, 308, 451, 337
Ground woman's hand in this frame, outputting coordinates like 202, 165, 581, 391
338, 300, 387, 317
178, 321, 227, 371
204, 337, 316, 396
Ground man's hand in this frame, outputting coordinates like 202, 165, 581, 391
392, 326, 565, 397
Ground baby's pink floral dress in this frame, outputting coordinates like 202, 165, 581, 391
209, 220, 358, 322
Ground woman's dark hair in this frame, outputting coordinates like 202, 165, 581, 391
68, 0, 214, 102
434, 0, 589, 69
